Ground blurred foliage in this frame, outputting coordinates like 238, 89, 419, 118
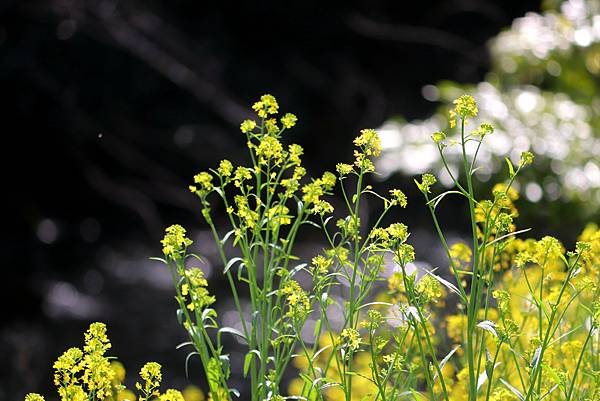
378, 0, 600, 238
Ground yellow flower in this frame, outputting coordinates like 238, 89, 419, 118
450, 242, 472, 265
288, 144, 303, 166
161, 225, 193, 259
252, 94, 279, 118
184, 268, 215, 310
53, 347, 83, 386
25, 394, 45, 401
159, 389, 185, 401
84, 322, 111, 355
311, 255, 333, 275
386, 223, 409, 242
256, 135, 284, 165
233, 166, 252, 187
136, 362, 162, 401
415, 275, 443, 304
452, 95, 478, 118
431, 131, 446, 143
339, 328, 361, 351
281, 280, 311, 321
264, 118, 279, 135
473, 123, 494, 137
396, 243, 415, 265
311, 200, 334, 215
336, 163, 354, 176
193, 172, 214, 193
519, 151, 534, 166
182, 385, 205, 401
240, 119, 256, 133
320, 171, 336, 190
415, 173, 437, 194
301, 181, 325, 205
281, 113, 298, 128
445, 314, 467, 343
353, 128, 381, 156
266, 204, 291, 229
82, 352, 114, 400
492, 290, 511, 315
58, 385, 86, 401
110, 360, 126, 383
217, 160, 233, 177
389, 189, 407, 207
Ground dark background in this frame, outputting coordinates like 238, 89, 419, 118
1, 1, 542, 400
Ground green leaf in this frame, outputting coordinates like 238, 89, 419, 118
243, 350, 261, 377
409, 388, 427, 401
220, 229, 236, 245
500, 378, 525, 400
505, 157, 515, 178
219, 327, 247, 342
185, 351, 199, 379
224, 257, 244, 274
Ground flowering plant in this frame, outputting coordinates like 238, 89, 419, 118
155, 94, 599, 401
24, 322, 191, 401
25, 94, 600, 401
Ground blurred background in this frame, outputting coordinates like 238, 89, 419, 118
3, 0, 600, 399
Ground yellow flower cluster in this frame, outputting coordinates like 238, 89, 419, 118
161, 224, 193, 259
336, 216, 361, 240
369, 222, 409, 249
311, 255, 333, 275
353, 129, 381, 157
301, 171, 335, 206
280, 113, 297, 129
450, 242, 472, 265
217, 159, 233, 177
472, 123, 494, 138
415, 173, 437, 194
339, 328, 361, 351
519, 150, 534, 166
136, 362, 162, 401
336, 162, 353, 176
191, 172, 214, 194
448, 94, 478, 128
159, 389, 185, 401
256, 135, 284, 165
183, 267, 215, 311
431, 131, 447, 143
240, 119, 256, 133
389, 189, 408, 207
415, 275, 443, 304
234, 195, 259, 228
252, 94, 279, 118
26, 323, 146, 401
281, 166, 305, 197
288, 143, 303, 166
266, 204, 291, 230
311, 199, 334, 216
281, 280, 311, 321
233, 166, 252, 188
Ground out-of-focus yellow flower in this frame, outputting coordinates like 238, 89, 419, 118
182, 385, 205, 401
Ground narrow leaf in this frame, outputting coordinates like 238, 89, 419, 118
224, 257, 244, 274
477, 320, 498, 338
500, 379, 525, 400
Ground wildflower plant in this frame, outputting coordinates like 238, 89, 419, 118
153, 93, 600, 401
24, 322, 187, 401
